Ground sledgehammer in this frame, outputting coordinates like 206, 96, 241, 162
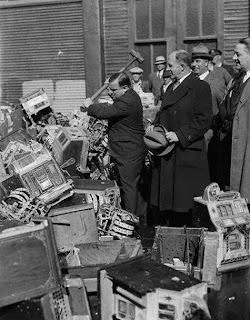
82, 49, 144, 108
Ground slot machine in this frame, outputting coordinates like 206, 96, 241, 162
194, 183, 250, 272
52, 126, 89, 176
20, 88, 51, 119
9, 144, 74, 206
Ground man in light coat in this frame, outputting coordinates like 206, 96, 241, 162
230, 38, 250, 199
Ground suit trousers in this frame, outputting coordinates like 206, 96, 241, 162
112, 155, 145, 216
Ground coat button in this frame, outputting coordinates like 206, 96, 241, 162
173, 111, 177, 115
188, 135, 192, 140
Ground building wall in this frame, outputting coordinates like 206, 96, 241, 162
223, 0, 250, 64
0, 0, 249, 115
0, 0, 102, 115
102, 0, 130, 78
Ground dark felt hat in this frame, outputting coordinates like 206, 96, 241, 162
209, 49, 222, 57
144, 124, 175, 156
192, 44, 213, 60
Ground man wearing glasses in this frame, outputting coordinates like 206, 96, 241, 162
83, 72, 146, 218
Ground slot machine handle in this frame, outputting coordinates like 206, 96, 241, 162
60, 158, 76, 169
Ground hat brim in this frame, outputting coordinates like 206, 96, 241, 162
150, 142, 175, 156
155, 61, 166, 65
144, 125, 175, 156
192, 53, 213, 60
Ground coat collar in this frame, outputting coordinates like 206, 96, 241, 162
161, 72, 198, 108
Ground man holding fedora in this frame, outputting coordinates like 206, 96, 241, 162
146, 50, 213, 227
148, 55, 166, 105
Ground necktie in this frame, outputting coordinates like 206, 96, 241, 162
172, 80, 180, 91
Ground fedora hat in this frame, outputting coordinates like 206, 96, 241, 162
155, 56, 166, 65
191, 44, 213, 60
144, 124, 175, 156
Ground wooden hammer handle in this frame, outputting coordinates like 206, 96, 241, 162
90, 50, 143, 101
90, 83, 109, 101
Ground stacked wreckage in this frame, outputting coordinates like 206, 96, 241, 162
1, 88, 250, 320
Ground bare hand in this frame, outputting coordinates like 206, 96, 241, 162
146, 125, 155, 133
104, 78, 110, 85
83, 98, 94, 108
165, 131, 179, 143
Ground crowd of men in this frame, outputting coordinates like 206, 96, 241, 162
83, 37, 250, 229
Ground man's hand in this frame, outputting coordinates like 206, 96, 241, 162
80, 97, 94, 112
83, 98, 94, 108
165, 131, 179, 143
104, 78, 110, 85
146, 125, 155, 133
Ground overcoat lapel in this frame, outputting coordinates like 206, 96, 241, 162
161, 73, 194, 110
235, 80, 250, 116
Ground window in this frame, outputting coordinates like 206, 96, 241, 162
132, 0, 168, 80
117, 299, 136, 320
184, 0, 218, 52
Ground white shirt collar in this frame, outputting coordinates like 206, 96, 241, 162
199, 70, 209, 80
157, 70, 164, 77
243, 70, 250, 83
178, 72, 192, 84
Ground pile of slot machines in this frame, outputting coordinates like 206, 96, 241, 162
0, 88, 126, 230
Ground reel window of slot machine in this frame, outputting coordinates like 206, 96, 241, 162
58, 131, 68, 147
34, 167, 53, 191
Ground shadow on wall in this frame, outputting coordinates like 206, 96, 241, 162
1, 78, 86, 115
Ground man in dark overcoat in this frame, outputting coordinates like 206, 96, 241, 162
148, 50, 213, 226
83, 72, 146, 217
191, 44, 227, 183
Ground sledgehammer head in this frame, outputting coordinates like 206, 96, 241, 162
130, 49, 144, 63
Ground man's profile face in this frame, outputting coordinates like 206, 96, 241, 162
107, 79, 126, 100
191, 58, 208, 76
168, 52, 182, 80
233, 43, 250, 71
